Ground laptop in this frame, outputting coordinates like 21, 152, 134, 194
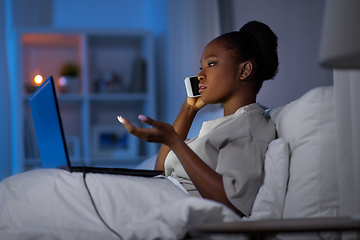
30, 76, 162, 177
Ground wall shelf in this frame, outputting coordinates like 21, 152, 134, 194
11, 28, 157, 173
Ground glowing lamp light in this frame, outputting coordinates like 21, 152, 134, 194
33, 74, 43, 85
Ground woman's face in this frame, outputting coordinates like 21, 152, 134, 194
197, 40, 242, 105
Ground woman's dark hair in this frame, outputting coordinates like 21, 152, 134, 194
215, 21, 279, 93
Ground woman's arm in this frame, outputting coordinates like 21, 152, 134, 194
118, 113, 244, 217
167, 135, 244, 216
155, 100, 202, 171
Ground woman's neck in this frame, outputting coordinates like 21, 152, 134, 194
222, 97, 256, 116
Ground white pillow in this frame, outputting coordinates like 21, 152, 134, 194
249, 138, 289, 220
270, 86, 339, 218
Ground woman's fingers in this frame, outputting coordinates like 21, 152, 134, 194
185, 96, 206, 111
118, 116, 149, 140
117, 115, 171, 143
117, 116, 136, 134
138, 115, 155, 126
117, 116, 125, 124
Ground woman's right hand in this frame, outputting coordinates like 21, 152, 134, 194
185, 96, 206, 112
154, 96, 205, 171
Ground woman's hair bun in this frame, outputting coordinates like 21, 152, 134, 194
240, 21, 279, 81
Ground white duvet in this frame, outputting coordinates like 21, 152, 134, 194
0, 169, 240, 240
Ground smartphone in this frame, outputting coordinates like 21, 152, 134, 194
184, 76, 201, 98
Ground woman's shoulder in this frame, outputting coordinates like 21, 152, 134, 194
208, 103, 275, 143
245, 104, 276, 143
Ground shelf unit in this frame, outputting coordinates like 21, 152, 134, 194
10, 28, 157, 173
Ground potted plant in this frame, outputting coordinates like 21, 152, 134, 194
59, 62, 80, 93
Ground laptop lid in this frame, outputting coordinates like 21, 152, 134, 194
30, 76, 163, 177
30, 76, 71, 169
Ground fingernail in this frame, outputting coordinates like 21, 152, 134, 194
138, 115, 147, 121
117, 116, 124, 123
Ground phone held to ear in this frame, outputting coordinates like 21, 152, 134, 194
184, 76, 201, 98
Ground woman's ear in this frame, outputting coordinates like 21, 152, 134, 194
239, 61, 253, 80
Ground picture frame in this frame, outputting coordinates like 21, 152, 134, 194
92, 125, 138, 159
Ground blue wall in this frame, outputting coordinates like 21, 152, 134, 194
52, 0, 170, 122
53, 0, 168, 34
1, 0, 332, 180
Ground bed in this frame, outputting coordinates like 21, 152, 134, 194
0, 86, 346, 240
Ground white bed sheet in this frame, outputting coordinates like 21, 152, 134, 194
0, 169, 240, 240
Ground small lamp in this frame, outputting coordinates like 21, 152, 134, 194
31, 67, 43, 86
33, 74, 43, 86
319, 0, 360, 69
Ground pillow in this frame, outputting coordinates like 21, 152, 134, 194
249, 138, 289, 220
269, 86, 339, 218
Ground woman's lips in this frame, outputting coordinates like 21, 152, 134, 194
198, 84, 206, 93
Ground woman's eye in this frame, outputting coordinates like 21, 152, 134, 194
199, 62, 216, 70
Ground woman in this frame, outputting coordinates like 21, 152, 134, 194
118, 20, 279, 217
0, 20, 279, 240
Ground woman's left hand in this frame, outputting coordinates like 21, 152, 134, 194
117, 115, 181, 147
